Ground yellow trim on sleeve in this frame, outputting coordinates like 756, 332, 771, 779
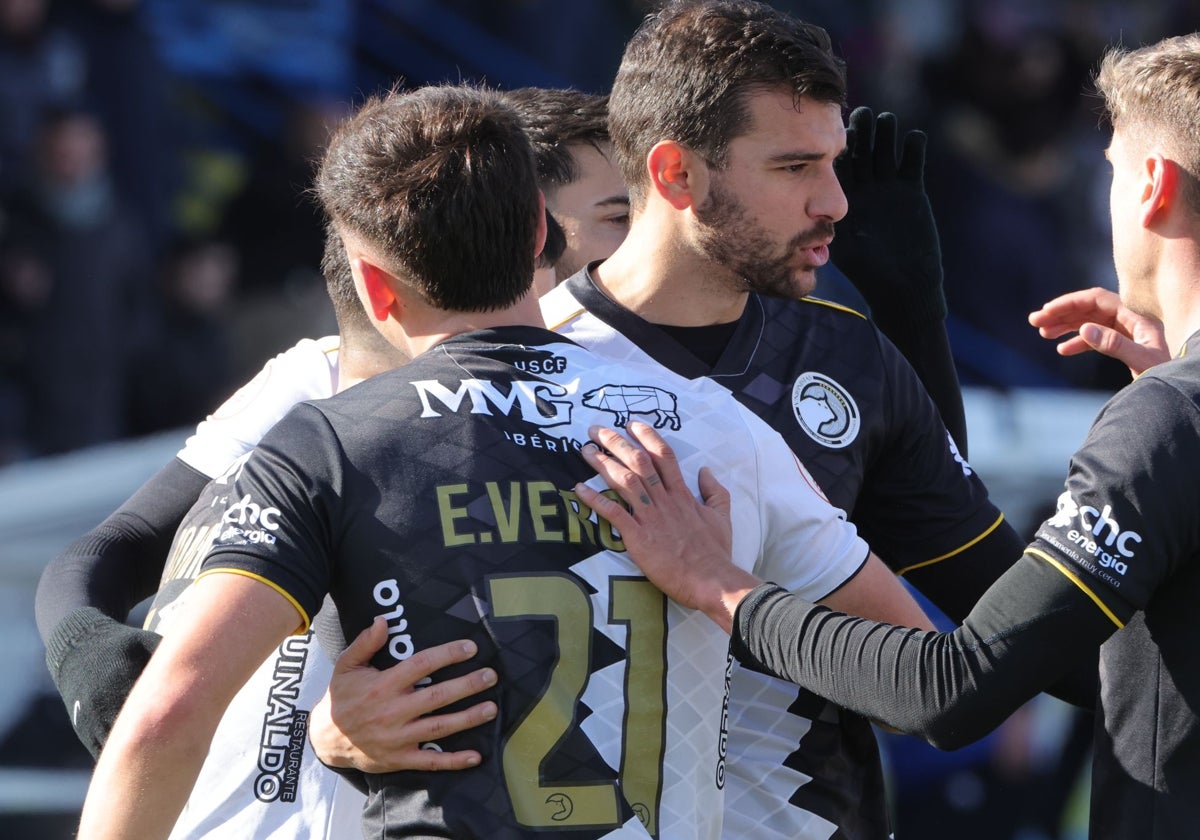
895, 513, 1007, 577
801, 296, 869, 320
196, 568, 313, 634
1025, 548, 1125, 629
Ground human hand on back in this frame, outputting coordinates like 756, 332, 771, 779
309, 618, 498, 773
573, 421, 756, 633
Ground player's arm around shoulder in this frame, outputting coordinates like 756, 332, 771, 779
177, 336, 340, 478
78, 572, 301, 840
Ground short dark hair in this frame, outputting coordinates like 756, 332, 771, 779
609, 0, 846, 205
501, 87, 610, 191
316, 84, 541, 312
319, 221, 380, 348
536, 211, 567, 270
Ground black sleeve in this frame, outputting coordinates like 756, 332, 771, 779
732, 552, 1118, 750
873, 312, 968, 457
901, 504, 1099, 709
34, 457, 210, 758
902, 515, 1025, 624
34, 456, 210, 639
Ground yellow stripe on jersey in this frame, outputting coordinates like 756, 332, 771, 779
196, 567, 313, 634
895, 513, 1007, 577
801, 296, 869, 320
1025, 548, 1125, 629
545, 305, 588, 332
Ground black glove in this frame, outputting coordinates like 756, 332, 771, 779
830, 106, 947, 325
44, 607, 162, 760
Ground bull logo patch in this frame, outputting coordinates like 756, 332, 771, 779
582, 385, 681, 430
791, 372, 860, 448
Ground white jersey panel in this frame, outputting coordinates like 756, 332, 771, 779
157, 609, 364, 839
543, 285, 868, 839
177, 336, 340, 479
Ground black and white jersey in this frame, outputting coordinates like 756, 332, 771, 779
1028, 332, 1200, 839
542, 270, 1010, 839
149, 336, 365, 839
201, 327, 869, 840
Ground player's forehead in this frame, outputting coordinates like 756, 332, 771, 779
729, 89, 845, 161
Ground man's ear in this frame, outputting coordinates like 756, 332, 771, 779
355, 258, 400, 322
1142, 152, 1180, 227
534, 190, 548, 260
646, 140, 707, 211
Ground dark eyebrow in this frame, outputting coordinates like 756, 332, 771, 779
765, 151, 827, 165
595, 195, 631, 208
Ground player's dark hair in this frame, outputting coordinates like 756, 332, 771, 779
536, 210, 567, 271
319, 220, 392, 356
609, 0, 846, 206
316, 84, 540, 312
501, 87, 610, 191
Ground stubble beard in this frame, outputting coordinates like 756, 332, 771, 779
693, 178, 833, 300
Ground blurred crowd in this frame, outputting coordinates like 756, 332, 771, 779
5, 2, 1199, 838
3, 0, 1198, 467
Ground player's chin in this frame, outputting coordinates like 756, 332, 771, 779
788, 268, 819, 299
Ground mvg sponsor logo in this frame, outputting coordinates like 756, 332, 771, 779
1046, 490, 1141, 575
411, 379, 573, 427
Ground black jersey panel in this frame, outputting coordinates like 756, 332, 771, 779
1030, 374, 1200, 615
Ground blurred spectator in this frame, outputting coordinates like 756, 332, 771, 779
0, 248, 49, 464
126, 236, 239, 435
57, 0, 182, 252
219, 95, 343, 295
1, 104, 156, 456
215, 94, 341, 379
921, 11, 1118, 389
0, 0, 87, 198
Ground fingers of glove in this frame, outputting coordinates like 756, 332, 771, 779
897, 128, 928, 185
844, 106, 876, 181
872, 112, 900, 178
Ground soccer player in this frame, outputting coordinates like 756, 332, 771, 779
502, 87, 631, 283
77, 82, 927, 840
38, 224, 495, 837
540, 3, 1024, 836
36, 86, 622, 840
593, 32, 1200, 840
310, 5, 1024, 838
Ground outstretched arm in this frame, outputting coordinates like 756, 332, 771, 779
732, 557, 1113, 748
36, 458, 207, 758
831, 107, 967, 453
576, 423, 1116, 748
1029, 287, 1168, 377
574, 422, 934, 633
